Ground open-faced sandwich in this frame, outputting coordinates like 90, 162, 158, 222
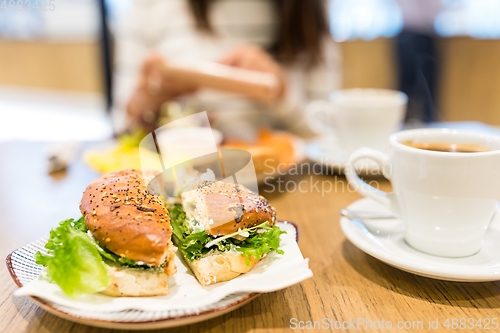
169, 178, 285, 286
35, 170, 177, 298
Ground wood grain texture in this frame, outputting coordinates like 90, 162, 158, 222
437, 37, 500, 125
1, 142, 499, 333
341, 38, 398, 90
0, 39, 102, 93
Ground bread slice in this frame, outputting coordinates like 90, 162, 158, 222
101, 266, 170, 297
100, 242, 177, 297
183, 252, 261, 286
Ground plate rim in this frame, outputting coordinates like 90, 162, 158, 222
340, 199, 500, 282
5, 221, 299, 327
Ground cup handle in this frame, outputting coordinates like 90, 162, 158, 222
344, 148, 399, 215
305, 100, 337, 135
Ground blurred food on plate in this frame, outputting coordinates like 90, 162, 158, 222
84, 127, 223, 175
84, 130, 159, 174
223, 128, 298, 174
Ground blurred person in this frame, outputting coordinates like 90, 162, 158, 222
112, 0, 341, 137
395, 0, 443, 123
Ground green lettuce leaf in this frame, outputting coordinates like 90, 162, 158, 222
93, 240, 167, 269
168, 204, 286, 265
181, 231, 213, 261
72, 216, 88, 232
234, 225, 286, 265
169, 204, 188, 242
35, 218, 110, 299
35, 214, 167, 297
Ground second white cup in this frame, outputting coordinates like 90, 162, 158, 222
306, 88, 407, 154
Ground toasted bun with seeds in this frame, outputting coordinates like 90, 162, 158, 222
80, 170, 176, 271
181, 181, 277, 237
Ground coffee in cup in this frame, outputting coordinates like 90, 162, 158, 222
402, 141, 489, 153
345, 128, 500, 257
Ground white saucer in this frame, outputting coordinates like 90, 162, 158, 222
340, 198, 500, 282
307, 136, 382, 176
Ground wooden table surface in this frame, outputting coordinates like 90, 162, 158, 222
1, 141, 499, 333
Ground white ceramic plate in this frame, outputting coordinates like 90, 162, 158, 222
8, 222, 311, 330
340, 198, 500, 282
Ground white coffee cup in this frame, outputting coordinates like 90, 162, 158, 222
345, 128, 500, 257
306, 89, 407, 154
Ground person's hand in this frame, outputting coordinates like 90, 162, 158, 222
127, 54, 197, 127
218, 45, 287, 100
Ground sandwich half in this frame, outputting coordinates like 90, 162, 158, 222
36, 170, 177, 298
169, 180, 285, 286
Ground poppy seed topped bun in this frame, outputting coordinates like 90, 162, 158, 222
182, 181, 277, 237
79, 170, 176, 271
